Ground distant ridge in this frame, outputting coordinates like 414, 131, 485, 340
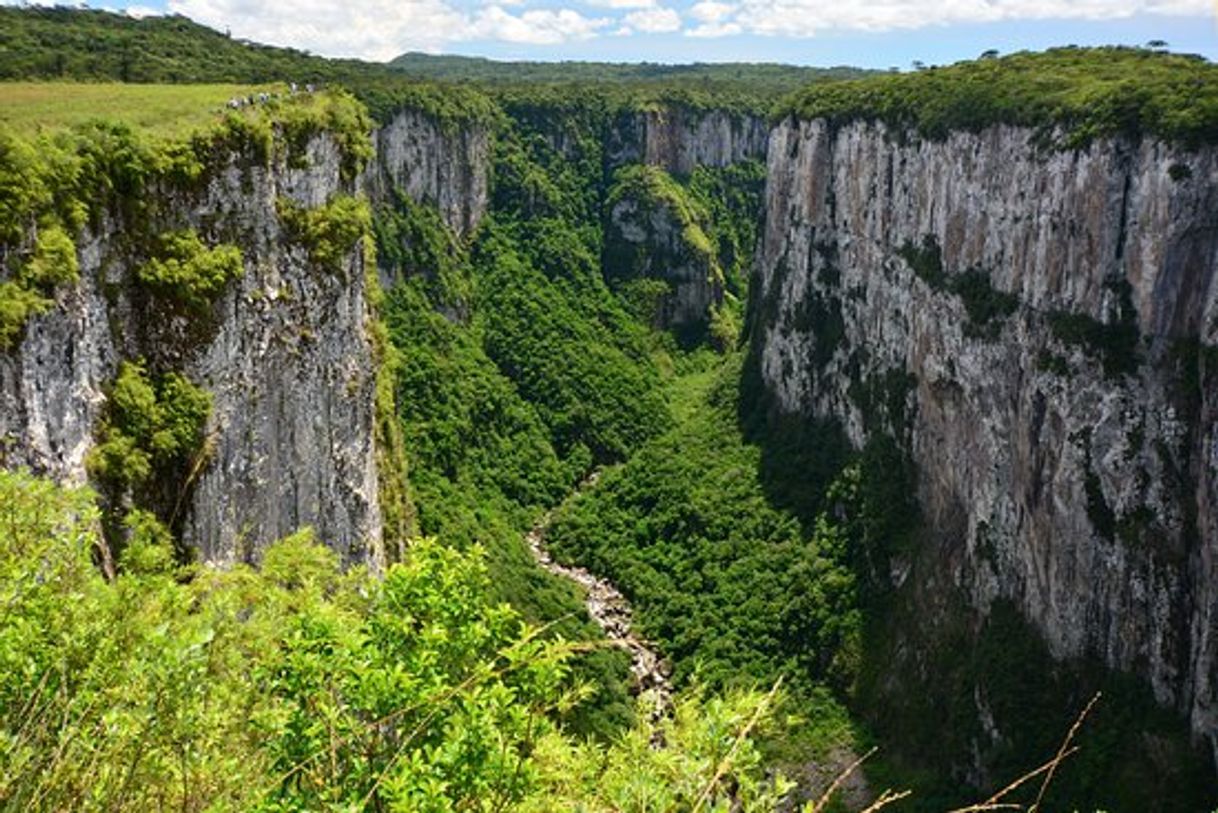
389, 50, 871, 90
0, 5, 869, 95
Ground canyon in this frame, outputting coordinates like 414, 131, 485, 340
2, 74, 1215, 804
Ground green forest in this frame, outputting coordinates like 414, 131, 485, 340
2, 7, 1218, 812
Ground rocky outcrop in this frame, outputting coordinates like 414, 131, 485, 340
1, 132, 383, 567
607, 105, 768, 175
366, 108, 490, 237
752, 118, 1218, 762
604, 175, 723, 329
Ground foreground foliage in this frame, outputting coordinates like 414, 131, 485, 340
0, 470, 792, 812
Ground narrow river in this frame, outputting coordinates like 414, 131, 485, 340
524, 471, 673, 724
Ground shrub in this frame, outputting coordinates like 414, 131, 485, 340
88, 360, 212, 493
278, 194, 371, 273
898, 234, 946, 288
136, 229, 243, 310
0, 470, 792, 812
0, 281, 51, 349
23, 224, 79, 286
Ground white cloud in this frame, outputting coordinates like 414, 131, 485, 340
624, 6, 681, 31
88, 0, 1212, 57
686, 20, 742, 36
167, 0, 610, 58
688, 0, 735, 22
724, 0, 1212, 38
584, 0, 657, 8
472, 5, 611, 43
123, 5, 162, 18
167, 0, 464, 57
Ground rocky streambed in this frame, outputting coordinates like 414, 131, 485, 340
524, 472, 673, 723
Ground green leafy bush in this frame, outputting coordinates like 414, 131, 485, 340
23, 224, 79, 285
0, 469, 792, 811
950, 269, 1019, 339
898, 235, 946, 287
136, 229, 244, 310
0, 199, 80, 348
0, 282, 50, 349
87, 360, 212, 492
1048, 309, 1140, 378
278, 194, 371, 273
899, 238, 1019, 338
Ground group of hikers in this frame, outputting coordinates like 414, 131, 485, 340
225, 81, 318, 110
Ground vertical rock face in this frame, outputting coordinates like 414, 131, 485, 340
752, 118, 1218, 761
183, 136, 383, 566
604, 191, 722, 329
1, 104, 491, 568
366, 109, 490, 237
0, 132, 383, 567
607, 105, 768, 174
601, 105, 765, 332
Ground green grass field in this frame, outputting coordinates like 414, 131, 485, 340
0, 81, 281, 137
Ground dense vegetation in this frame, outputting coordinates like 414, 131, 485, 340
371, 86, 884, 788
374, 92, 692, 739
546, 357, 861, 732
0, 470, 798, 812
783, 47, 1218, 147
391, 51, 868, 90
0, 85, 373, 346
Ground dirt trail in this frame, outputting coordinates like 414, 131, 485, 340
525, 471, 673, 723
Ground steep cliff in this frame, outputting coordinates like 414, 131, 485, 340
752, 115, 1218, 767
603, 164, 724, 330
607, 104, 768, 175
366, 107, 490, 237
598, 103, 765, 338
0, 120, 385, 566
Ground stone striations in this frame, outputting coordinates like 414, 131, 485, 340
752, 118, 1218, 762
607, 105, 768, 175
1, 132, 384, 567
365, 108, 490, 237
1, 104, 491, 569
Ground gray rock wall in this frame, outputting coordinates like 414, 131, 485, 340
366, 109, 490, 237
607, 105, 768, 175
604, 194, 722, 329
752, 117, 1218, 761
1, 132, 384, 567
1, 102, 492, 568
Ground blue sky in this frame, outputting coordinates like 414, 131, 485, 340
41, 1, 1218, 65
